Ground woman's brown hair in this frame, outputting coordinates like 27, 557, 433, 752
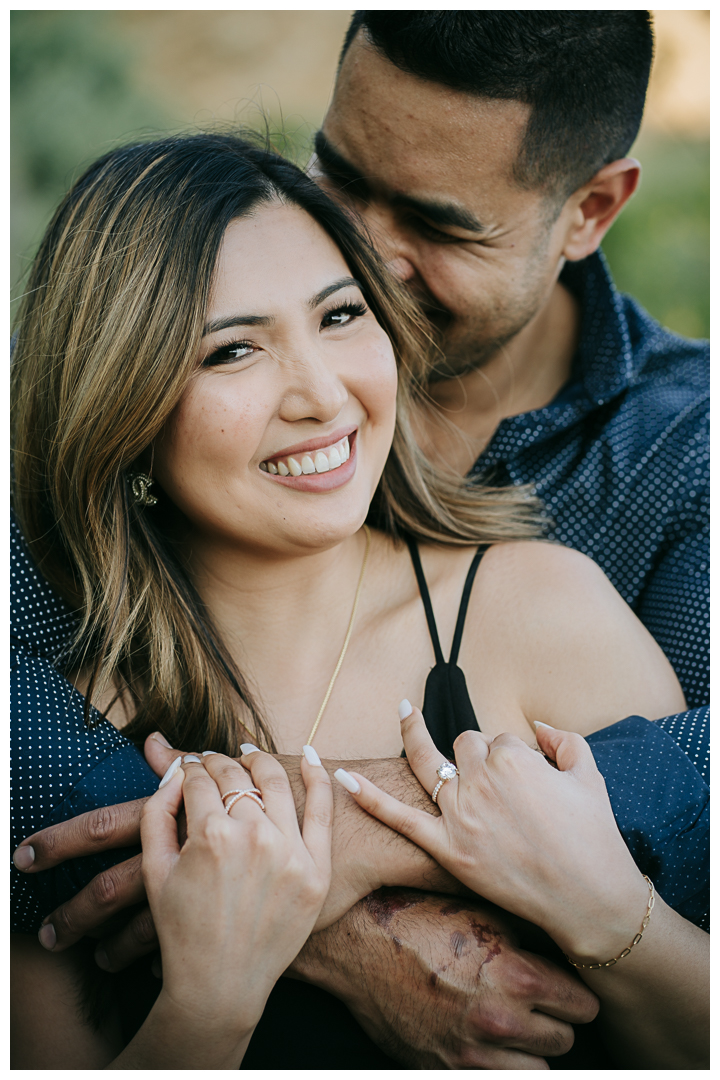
11, 132, 544, 754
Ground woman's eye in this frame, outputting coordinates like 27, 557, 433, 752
202, 341, 255, 367
321, 301, 368, 329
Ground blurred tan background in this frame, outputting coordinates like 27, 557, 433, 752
11, 10, 709, 336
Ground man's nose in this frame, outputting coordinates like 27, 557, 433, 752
385, 256, 416, 283
358, 203, 419, 284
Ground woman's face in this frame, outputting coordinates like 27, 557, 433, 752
154, 202, 398, 556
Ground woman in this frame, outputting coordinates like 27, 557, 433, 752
10, 131, 705, 1067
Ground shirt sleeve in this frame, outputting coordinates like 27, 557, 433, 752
586, 711, 709, 931
11, 647, 157, 934
634, 519, 709, 709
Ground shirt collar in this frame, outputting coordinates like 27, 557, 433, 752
560, 249, 634, 405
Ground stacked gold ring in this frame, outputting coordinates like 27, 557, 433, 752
222, 787, 266, 813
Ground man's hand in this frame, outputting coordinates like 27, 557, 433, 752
290, 888, 599, 1069
13, 737, 460, 966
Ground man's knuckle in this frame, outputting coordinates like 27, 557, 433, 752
52, 903, 78, 938
513, 965, 542, 997
91, 869, 120, 908
85, 806, 117, 845
471, 1009, 519, 1042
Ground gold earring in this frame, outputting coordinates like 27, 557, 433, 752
129, 472, 158, 507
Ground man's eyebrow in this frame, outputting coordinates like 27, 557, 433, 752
309, 277, 363, 309
313, 131, 369, 190
314, 131, 485, 234
202, 314, 272, 336
391, 194, 486, 234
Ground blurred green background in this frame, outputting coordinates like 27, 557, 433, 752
11, 10, 709, 338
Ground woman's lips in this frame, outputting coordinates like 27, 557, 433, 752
260, 434, 350, 477
259, 432, 358, 492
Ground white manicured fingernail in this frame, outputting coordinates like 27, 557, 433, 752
303, 744, 322, 766
533, 721, 554, 729
240, 743, 260, 755
183, 754, 201, 764
334, 768, 360, 794
158, 756, 183, 788
202, 750, 218, 756
398, 699, 413, 720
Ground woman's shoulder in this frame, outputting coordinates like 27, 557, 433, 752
463, 539, 687, 733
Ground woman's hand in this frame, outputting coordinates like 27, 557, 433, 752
140, 747, 333, 1064
339, 706, 650, 965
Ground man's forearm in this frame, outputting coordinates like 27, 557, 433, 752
276, 754, 463, 927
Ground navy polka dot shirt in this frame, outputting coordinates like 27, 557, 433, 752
474, 250, 709, 709
11, 252, 708, 934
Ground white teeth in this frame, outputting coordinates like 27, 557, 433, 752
264, 435, 352, 478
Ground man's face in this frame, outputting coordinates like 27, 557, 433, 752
317, 33, 570, 377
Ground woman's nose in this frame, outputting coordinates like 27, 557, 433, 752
278, 355, 349, 424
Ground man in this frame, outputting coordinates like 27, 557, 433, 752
313, 12, 708, 711
12, 11, 708, 1070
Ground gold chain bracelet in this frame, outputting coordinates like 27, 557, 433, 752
564, 876, 655, 970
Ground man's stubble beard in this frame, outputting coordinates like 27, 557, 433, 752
424, 232, 556, 383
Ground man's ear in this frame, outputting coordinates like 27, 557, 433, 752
561, 158, 640, 262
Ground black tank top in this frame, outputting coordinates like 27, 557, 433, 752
407, 538, 486, 759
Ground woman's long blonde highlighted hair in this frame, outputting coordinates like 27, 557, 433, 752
12, 132, 544, 754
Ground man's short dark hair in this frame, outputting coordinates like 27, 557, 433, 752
341, 11, 654, 199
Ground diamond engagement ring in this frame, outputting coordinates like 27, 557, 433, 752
431, 761, 459, 803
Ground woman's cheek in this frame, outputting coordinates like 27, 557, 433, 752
350, 337, 398, 425
153, 380, 266, 502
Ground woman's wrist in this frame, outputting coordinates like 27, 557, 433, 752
548, 873, 653, 963
152, 988, 257, 1066
110, 988, 257, 1070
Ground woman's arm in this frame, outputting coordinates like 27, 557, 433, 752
342, 711, 709, 1068
11, 751, 333, 1070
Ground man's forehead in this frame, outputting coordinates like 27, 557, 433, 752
324, 33, 530, 204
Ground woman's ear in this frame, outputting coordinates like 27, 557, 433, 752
561, 158, 640, 263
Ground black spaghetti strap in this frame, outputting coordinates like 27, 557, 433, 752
449, 546, 488, 665
407, 537, 444, 665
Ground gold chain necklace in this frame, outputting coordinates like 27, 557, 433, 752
305, 524, 371, 747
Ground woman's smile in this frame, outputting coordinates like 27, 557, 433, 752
259, 428, 356, 491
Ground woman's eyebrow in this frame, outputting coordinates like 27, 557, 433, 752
308, 277, 363, 309
203, 313, 272, 336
